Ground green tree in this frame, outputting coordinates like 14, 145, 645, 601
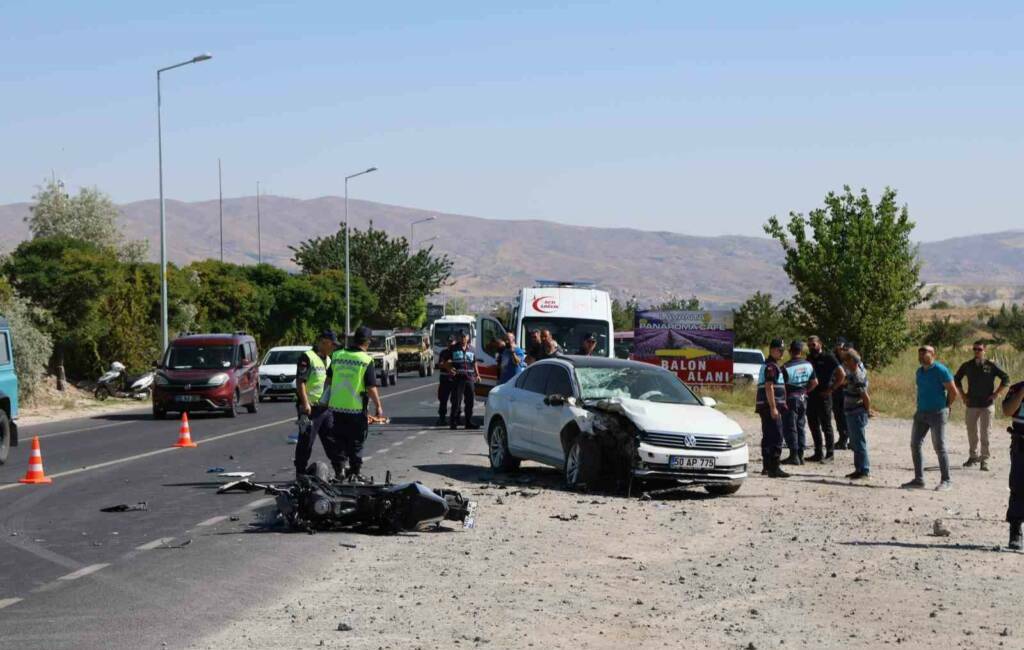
764, 186, 925, 367
95, 266, 162, 372
612, 297, 639, 331
0, 292, 54, 400
26, 179, 147, 262
290, 223, 453, 327
988, 304, 1024, 351
915, 316, 971, 351
490, 301, 513, 329
733, 292, 796, 348
652, 295, 702, 311
266, 271, 377, 346
445, 296, 470, 316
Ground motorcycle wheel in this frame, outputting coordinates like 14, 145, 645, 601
95, 385, 111, 401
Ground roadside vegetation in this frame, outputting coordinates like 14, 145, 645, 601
0, 178, 454, 400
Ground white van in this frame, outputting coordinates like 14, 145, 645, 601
475, 281, 614, 394
429, 315, 476, 366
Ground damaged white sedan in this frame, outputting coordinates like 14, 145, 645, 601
484, 356, 748, 496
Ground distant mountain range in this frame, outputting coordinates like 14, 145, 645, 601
2, 196, 1022, 308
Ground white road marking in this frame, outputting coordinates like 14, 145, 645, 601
196, 515, 228, 527
57, 563, 109, 581
390, 440, 404, 447
0, 598, 23, 610
0, 418, 295, 492
362, 456, 373, 461
380, 383, 436, 399
36, 419, 135, 440
136, 537, 176, 551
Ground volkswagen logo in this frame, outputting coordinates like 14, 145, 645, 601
278, 374, 287, 382
683, 435, 697, 448
184, 384, 191, 391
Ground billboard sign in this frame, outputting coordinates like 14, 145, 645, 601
633, 310, 734, 385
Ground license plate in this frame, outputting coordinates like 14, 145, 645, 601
669, 456, 715, 470
175, 395, 201, 402
272, 383, 292, 389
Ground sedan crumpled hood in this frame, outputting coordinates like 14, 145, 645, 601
593, 397, 743, 436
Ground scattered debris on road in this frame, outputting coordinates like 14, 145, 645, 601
101, 502, 148, 513
933, 519, 952, 537
549, 513, 579, 521
206, 467, 226, 473
336, 622, 353, 632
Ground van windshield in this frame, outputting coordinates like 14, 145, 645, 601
522, 318, 609, 356
369, 336, 387, 351
733, 350, 765, 365
263, 350, 306, 365
396, 335, 421, 347
166, 345, 235, 370
432, 323, 470, 347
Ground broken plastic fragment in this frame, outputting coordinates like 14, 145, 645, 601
101, 502, 149, 513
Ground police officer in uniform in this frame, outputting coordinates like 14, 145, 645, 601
326, 326, 384, 481
756, 339, 790, 478
435, 335, 456, 426
294, 330, 341, 478
782, 340, 818, 466
443, 330, 480, 430
1001, 382, 1024, 550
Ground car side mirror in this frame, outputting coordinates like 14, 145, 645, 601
544, 394, 567, 406
702, 396, 718, 408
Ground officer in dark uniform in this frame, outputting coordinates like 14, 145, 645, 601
781, 340, 818, 465
806, 335, 840, 463
325, 326, 384, 481
1002, 382, 1024, 550
442, 330, 479, 430
756, 338, 789, 478
435, 335, 456, 426
294, 330, 341, 479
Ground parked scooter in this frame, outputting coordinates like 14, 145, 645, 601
95, 362, 154, 400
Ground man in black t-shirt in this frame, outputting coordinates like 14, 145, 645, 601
806, 335, 841, 462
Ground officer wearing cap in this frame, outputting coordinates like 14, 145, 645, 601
441, 329, 479, 430
294, 330, 342, 479
435, 334, 456, 426
1001, 381, 1024, 550
781, 340, 818, 466
576, 332, 598, 356
756, 338, 790, 478
325, 326, 384, 480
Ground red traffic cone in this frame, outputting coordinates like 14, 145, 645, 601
174, 412, 198, 448
19, 436, 52, 484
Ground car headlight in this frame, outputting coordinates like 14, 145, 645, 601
259, 375, 271, 386
727, 431, 747, 449
155, 373, 169, 386
207, 373, 229, 387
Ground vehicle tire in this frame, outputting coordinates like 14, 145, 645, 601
564, 435, 602, 491
152, 407, 166, 420
487, 418, 520, 472
246, 392, 258, 414
705, 483, 742, 496
94, 385, 110, 401
0, 410, 10, 465
227, 390, 240, 418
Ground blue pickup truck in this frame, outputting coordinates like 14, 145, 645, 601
0, 315, 19, 465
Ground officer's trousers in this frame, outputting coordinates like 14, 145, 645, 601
449, 377, 475, 427
294, 406, 342, 475
438, 377, 452, 418
760, 410, 784, 461
783, 395, 807, 454
331, 410, 369, 473
1008, 435, 1024, 523
807, 393, 835, 455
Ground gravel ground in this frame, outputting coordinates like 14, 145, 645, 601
192, 412, 1024, 650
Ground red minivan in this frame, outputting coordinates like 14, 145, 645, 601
152, 332, 260, 419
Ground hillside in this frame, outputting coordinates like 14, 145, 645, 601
2, 196, 1022, 307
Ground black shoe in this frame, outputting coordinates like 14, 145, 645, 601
980, 460, 990, 472
806, 452, 824, 463
822, 452, 834, 464
963, 457, 978, 468
835, 439, 849, 450
1010, 522, 1023, 551
435, 416, 447, 426
845, 470, 867, 480
449, 423, 458, 430
781, 454, 800, 466
768, 466, 791, 479
465, 423, 480, 430
796, 452, 805, 465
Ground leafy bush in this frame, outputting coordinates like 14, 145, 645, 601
733, 292, 798, 347
915, 316, 971, 350
987, 304, 1024, 351
930, 300, 952, 309
0, 293, 54, 400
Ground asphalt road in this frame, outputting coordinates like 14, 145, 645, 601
0, 374, 485, 649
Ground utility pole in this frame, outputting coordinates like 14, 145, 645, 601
218, 158, 224, 263
256, 181, 262, 265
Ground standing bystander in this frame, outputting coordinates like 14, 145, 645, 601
806, 335, 841, 463
902, 345, 959, 492
841, 349, 871, 480
954, 341, 1009, 472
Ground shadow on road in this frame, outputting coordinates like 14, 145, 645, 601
796, 478, 901, 490
840, 540, 1008, 553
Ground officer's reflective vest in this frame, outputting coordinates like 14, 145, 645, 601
303, 350, 330, 403
327, 349, 373, 414
783, 359, 815, 397
756, 360, 786, 408
451, 346, 476, 380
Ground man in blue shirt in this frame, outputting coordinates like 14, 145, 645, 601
902, 345, 960, 491
497, 332, 526, 385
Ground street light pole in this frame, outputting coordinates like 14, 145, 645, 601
256, 181, 262, 265
157, 53, 212, 352
344, 167, 378, 340
218, 158, 223, 263
410, 215, 436, 247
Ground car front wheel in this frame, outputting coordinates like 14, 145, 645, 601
564, 435, 602, 491
488, 418, 520, 472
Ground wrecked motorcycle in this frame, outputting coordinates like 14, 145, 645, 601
220, 463, 475, 534
95, 362, 154, 400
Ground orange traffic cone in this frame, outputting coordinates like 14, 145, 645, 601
174, 412, 198, 448
19, 436, 52, 484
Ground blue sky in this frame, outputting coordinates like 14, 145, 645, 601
1, 1, 1021, 240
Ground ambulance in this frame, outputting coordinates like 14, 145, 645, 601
475, 281, 614, 394
429, 314, 476, 365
